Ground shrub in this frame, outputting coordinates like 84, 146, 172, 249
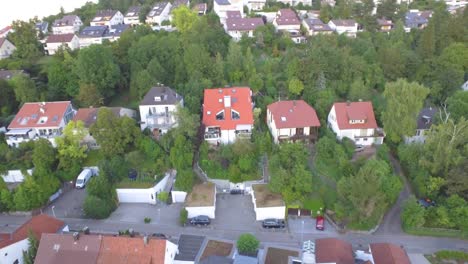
401, 196, 426, 229
179, 208, 188, 226
157, 191, 169, 203
236, 233, 260, 255
144, 217, 151, 224
435, 250, 468, 261
83, 195, 115, 219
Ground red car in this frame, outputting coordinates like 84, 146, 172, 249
316, 216, 325, 231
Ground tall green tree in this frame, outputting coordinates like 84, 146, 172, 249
172, 5, 199, 34
10, 74, 38, 104
22, 231, 39, 264
55, 121, 88, 180
9, 19, 43, 60
382, 79, 430, 142
401, 196, 426, 228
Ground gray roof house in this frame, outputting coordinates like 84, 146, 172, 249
174, 235, 206, 263
404, 107, 438, 144
405, 10, 432, 31
139, 86, 184, 135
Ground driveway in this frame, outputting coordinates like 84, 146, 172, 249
107, 203, 182, 227
210, 194, 258, 232
44, 188, 87, 218
288, 217, 338, 235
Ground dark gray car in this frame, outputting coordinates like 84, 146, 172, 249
190, 215, 210, 225
262, 218, 285, 228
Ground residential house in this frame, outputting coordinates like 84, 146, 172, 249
0, 26, 13, 38
302, 18, 333, 36
369, 243, 411, 264
0, 37, 16, 59
0, 214, 64, 264
44, 34, 80, 55
146, 2, 172, 25
315, 238, 355, 264
124, 6, 142, 25
244, 0, 266, 11
404, 10, 433, 32
263, 246, 300, 264
35, 233, 178, 264
213, 0, 244, 22
404, 107, 437, 144
52, 15, 83, 34
194, 3, 208, 15
328, 19, 358, 37
174, 235, 206, 264
5, 101, 76, 147
139, 86, 184, 136
73, 107, 136, 148
90, 10, 124, 27
276, 0, 312, 6
78, 26, 108, 48
202, 87, 254, 145
327, 101, 385, 146
35, 21, 49, 35
0, 69, 25, 81
377, 18, 393, 32
273, 9, 302, 42
267, 100, 320, 144
103, 24, 131, 42
225, 11, 264, 41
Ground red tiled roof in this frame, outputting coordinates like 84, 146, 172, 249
46, 34, 76, 43
8, 101, 72, 129
73, 108, 98, 127
370, 243, 411, 264
0, 214, 64, 249
275, 9, 300, 26
0, 37, 7, 47
0, 26, 12, 36
332, 101, 378, 130
315, 238, 354, 264
202, 87, 254, 130
97, 236, 167, 264
267, 100, 320, 129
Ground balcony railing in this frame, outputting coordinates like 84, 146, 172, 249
204, 133, 220, 140
236, 132, 252, 138
278, 133, 317, 142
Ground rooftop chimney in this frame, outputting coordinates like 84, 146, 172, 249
224, 96, 231, 108
143, 235, 148, 245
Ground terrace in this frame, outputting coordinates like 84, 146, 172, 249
186, 183, 216, 207
252, 184, 284, 208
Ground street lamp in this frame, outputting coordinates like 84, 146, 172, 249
51, 205, 56, 218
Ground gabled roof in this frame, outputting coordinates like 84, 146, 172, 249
175, 235, 205, 261
140, 86, 183, 106
226, 17, 264, 31
79, 26, 108, 38
268, 100, 320, 129
0, 26, 12, 36
330, 19, 357, 27
332, 101, 378, 130
35, 21, 49, 32
97, 236, 167, 264
105, 24, 131, 38
215, 0, 231, 5
73, 107, 135, 127
370, 243, 411, 264
147, 2, 171, 17
405, 10, 431, 27
46, 34, 76, 43
416, 107, 437, 130
34, 233, 101, 264
275, 9, 300, 26
93, 10, 120, 22
202, 87, 254, 130
53, 15, 81, 27
0, 214, 64, 249
226, 10, 242, 19
8, 101, 72, 130
125, 6, 141, 17
315, 238, 354, 264
303, 18, 333, 31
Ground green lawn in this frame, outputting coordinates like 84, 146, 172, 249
108, 90, 138, 109
116, 178, 156, 189
83, 150, 105, 166
404, 227, 468, 240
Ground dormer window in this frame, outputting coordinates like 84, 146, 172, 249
349, 119, 365, 124
154, 96, 162, 102
231, 109, 240, 120
216, 110, 225, 120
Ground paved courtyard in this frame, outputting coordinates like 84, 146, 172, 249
211, 193, 259, 232
288, 217, 338, 235
44, 187, 86, 218
107, 202, 183, 226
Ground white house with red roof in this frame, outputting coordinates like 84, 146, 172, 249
0, 37, 16, 60
267, 100, 321, 144
202, 87, 254, 145
327, 101, 384, 146
5, 101, 76, 147
44, 34, 80, 55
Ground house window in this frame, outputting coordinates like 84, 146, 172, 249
231, 109, 240, 120
216, 110, 225, 120
416, 130, 421, 136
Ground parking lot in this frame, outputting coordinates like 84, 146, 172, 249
288, 216, 338, 235
44, 187, 86, 218
210, 193, 259, 232
107, 202, 182, 226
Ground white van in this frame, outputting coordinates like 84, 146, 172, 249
75, 169, 93, 189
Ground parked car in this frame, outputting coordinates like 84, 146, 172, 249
230, 189, 244, 195
189, 215, 210, 226
151, 233, 167, 239
75, 168, 93, 189
316, 216, 325, 231
354, 145, 365, 152
262, 218, 285, 229
417, 198, 436, 208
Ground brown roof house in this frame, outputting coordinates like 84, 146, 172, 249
315, 238, 354, 264
35, 233, 178, 264
267, 100, 321, 144
0, 214, 65, 264
72, 107, 136, 149
327, 101, 385, 146
272, 9, 305, 43
44, 33, 80, 55
302, 18, 334, 36
224, 11, 264, 41
370, 243, 411, 264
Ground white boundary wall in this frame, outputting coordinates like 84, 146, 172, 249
116, 173, 169, 204
1, 169, 34, 183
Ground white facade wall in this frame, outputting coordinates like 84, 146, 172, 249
273, 21, 301, 32
90, 12, 124, 27
116, 174, 169, 204
45, 36, 80, 55
328, 21, 358, 37
164, 240, 178, 264
245, 0, 266, 11
138, 103, 180, 132
214, 0, 244, 21
251, 192, 285, 220
52, 18, 82, 34
0, 238, 29, 264
227, 29, 255, 41
124, 16, 141, 25
0, 39, 16, 59
267, 109, 311, 144
186, 206, 216, 219
79, 37, 103, 48
1, 169, 33, 183
146, 5, 172, 25
171, 191, 187, 203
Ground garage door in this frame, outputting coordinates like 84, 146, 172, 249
288, 208, 299, 216
300, 209, 311, 216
